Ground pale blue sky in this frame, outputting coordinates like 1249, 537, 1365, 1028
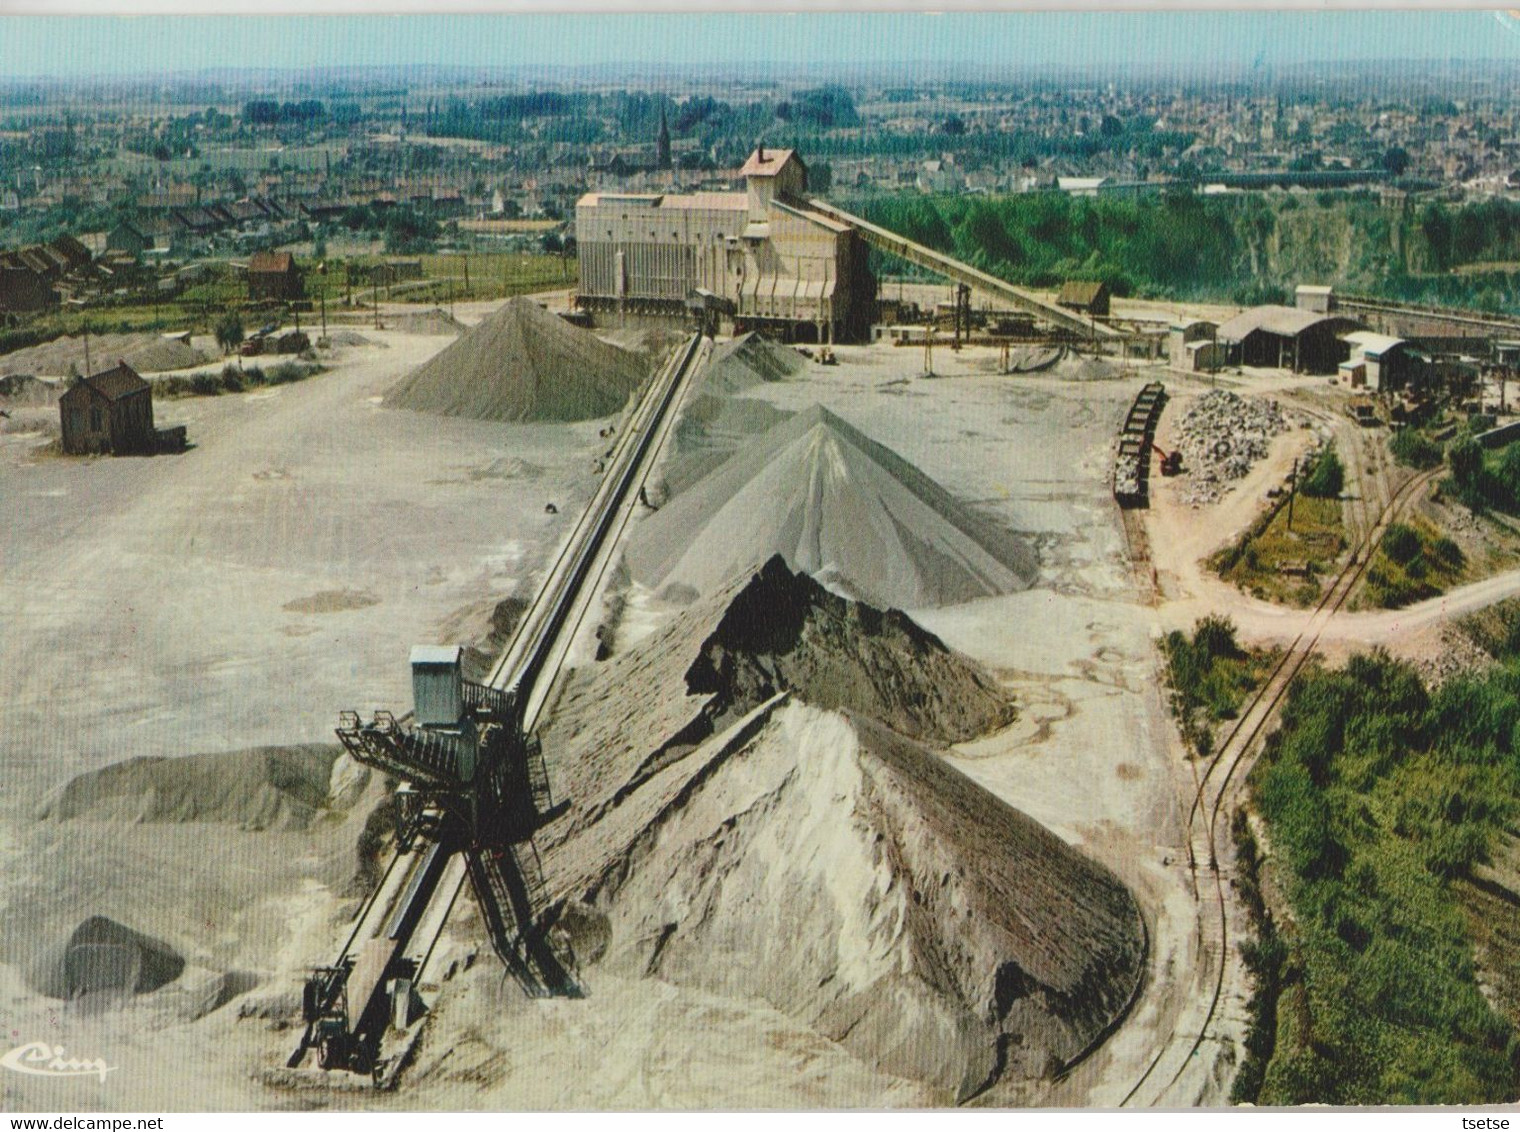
0, 10, 1517, 81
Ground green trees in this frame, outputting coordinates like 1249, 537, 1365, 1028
1251, 651, 1520, 1104
214, 312, 244, 356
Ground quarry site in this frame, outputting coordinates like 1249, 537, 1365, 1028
5, 149, 1520, 1114
0, 284, 1200, 1110
5, 265, 1520, 1109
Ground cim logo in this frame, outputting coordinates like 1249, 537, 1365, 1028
0, 1041, 117, 1083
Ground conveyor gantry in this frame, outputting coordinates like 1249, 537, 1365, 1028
291, 332, 705, 1083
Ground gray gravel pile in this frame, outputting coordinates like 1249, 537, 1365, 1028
0, 333, 208, 377
387, 297, 648, 422
629, 403, 1038, 609
537, 558, 1145, 1100
658, 333, 803, 498
1176, 390, 1293, 506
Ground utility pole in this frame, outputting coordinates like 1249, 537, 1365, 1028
1286, 456, 1299, 532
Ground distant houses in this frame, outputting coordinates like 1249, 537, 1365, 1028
0, 235, 94, 312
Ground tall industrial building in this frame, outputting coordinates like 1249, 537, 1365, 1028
574, 147, 876, 343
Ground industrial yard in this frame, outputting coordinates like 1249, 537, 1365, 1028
0, 300, 1231, 1109
6, 24, 1520, 1106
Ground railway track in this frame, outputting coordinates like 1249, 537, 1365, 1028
1119, 460, 1441, 1107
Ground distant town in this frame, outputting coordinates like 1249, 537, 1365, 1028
9, 61, 1520, 332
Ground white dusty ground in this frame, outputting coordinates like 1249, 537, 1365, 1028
0, 327, 1227, 1110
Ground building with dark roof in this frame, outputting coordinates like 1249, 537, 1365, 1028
1057, 279, 1111, 317
59, 362, 156, 455
106, 221, 152, 256
0, 266, 51, 311
1216, 304, 1366, 373
247, 251, 304, 302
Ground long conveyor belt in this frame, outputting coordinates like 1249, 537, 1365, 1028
292, 331, 707, 1078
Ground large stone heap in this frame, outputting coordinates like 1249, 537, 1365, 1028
1176, 390, 1293, 506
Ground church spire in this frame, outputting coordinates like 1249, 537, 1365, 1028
657, 106, 672, 170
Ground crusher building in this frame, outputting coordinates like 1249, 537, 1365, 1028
574, 147, 876, 343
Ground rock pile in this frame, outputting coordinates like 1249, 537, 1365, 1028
0, 332, 208, 377
628, 403, 1038, 609
1176, 390, 1292, 506
386, 297, 647, 422
27, 916, 185, 1000
536, 558, 1145, 1101
37, 745, 347, 831
656, 332, 801, 497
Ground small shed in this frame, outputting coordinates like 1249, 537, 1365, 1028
1057, 279, 1111, 317
410, 645, 464, 730
1295, 284, 1335, 313
247, 251, 304, 302
59, 361, 156, 455
1341, 330, 1430, 393
1169, 319, 1218, 367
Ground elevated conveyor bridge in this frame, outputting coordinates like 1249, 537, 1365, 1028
803, 197, 1122, 341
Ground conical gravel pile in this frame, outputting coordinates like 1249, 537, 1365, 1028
386, 296, 647, 422
536, 558, 1144, 1101
629, 403, 1038, 608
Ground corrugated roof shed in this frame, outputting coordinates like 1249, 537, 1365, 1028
1342, 330, 1407, 358
1058, 280, 1109, 307
1216, 304, 1345, 341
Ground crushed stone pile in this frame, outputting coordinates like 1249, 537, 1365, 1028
386, 308, 465, 335
534, 559, 1144, 1101
0, 333, 208, 377
628, 403, 1038, 609
1176, 389, 1293, 506
0, 373, 59, 403
684, 555, 1015, 744
699, 332, 807, 395
657, 332, 806, 497
320, 330, 378, 348
27, 916, 185, 1000
386, 296, 648, 422
36, 745, 348, 831
1006, 345, 1065, 373
1056, 353, 1122, 382
594, 325, 688, 364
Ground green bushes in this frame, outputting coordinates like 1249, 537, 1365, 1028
1250, 650, 1520, 1103
1162, 616, 1275, 756
1362, 520, 1464, 609
1446, 436, 1520, 514
1301, 446, 1345, 499
849, 190, 1520, 306
1390, 427, 1444, 470
157, 361, 320, 399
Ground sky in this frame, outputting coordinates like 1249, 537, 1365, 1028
0, 9, 1518, 81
